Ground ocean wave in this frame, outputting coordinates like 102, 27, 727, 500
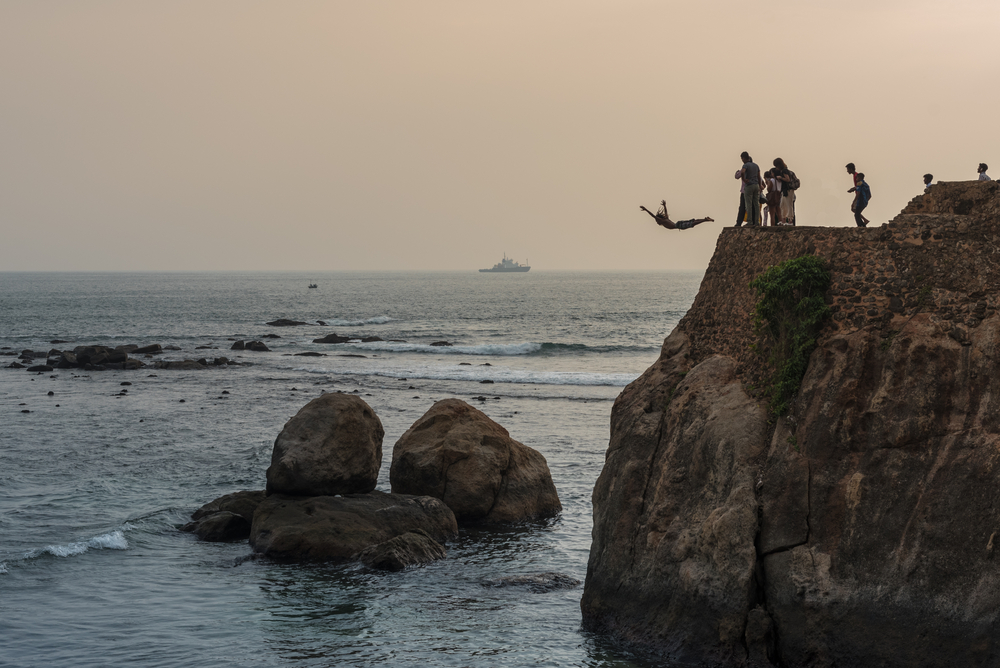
0, 562, 7, 574
340, 341, 650, 356
322, 316, 394, 327
23, 528, 130, 560
293, 363, 637, 387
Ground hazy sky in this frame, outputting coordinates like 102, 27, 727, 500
2, 1, 999, 271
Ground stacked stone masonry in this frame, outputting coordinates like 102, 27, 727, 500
680, 180, 1000, 386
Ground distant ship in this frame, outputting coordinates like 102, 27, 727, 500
479, 254, 530, 273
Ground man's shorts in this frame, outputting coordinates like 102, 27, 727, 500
676, 219, 697, 230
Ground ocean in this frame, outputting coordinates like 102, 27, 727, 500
0, 270, 701, 668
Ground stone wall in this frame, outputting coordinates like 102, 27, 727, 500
679, 180, 1000, 385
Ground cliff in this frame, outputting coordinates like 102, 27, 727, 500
581, 180, 1000, 667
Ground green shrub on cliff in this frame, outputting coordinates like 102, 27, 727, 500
750, 255, 831, 416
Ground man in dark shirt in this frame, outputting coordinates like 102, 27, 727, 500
739, 152, 763, 227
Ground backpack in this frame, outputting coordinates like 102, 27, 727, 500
860, 181, 872, 202
786, 170, 801, 190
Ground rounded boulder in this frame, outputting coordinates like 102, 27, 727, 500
390, 398, 561, 523
266, 393, 384, 496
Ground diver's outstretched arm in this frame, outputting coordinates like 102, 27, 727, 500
639, 205, 658, 221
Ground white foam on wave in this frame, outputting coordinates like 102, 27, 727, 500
293, 362, 637, 387
27, 529, 130, 560
346, 341, 543, 356
323, 316, 394, 327
0, 562, 8, 575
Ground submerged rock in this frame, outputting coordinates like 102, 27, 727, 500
390, 398, 561, 523
481, 572, 581, 592
266, 393, 384, 497
313, 333, 351, 344
249, 491, 457, 562
266, 319, 309, 327
357, 529, 447, 571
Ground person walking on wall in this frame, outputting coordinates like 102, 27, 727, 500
978, 163, 991, 181
849, 172, 872, 227
740, 152, 763, 227
846, 163, 870, 227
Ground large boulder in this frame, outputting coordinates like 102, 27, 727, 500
266, 393, 384, 496
249, 491, 457, 562
390, 398, 561, 523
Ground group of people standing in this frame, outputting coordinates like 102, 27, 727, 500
736, 152, 797, 227
642, 157, 994, 233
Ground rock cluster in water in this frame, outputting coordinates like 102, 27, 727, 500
184, 395, 561, 571
581, 181, 1000, 667
2, 342, 248, 372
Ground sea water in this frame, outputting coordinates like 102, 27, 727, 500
0, 271, 701, 668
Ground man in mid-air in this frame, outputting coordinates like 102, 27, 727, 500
640, 200, 714, 230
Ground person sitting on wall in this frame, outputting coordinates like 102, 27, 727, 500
640, 200, 714, 230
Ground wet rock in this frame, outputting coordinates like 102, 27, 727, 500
313, 333, 351, 344
73, 346, 110, 366
266, 393, 384, 497
360, 336, 383, 343
266, 319, 309, 327
390, 399, 561, 523
212, 357, 229, 366
245, 341, 270, 352
132, 344, 162, 355
54, 352, 78, 369
27, 365, 54, 372
294, 352, 326, 357
163, 345, 182, 351
230, 340, 246, 350
357, 529, 448, 571
191, 490, 266, 523
181, 512, 251, 542
249, 491, 457, 563
430, 341, 452, 347
7, 361, 25, 369
153, 360, 207, 370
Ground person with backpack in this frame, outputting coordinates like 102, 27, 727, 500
772, 158, 798, 225
846, 163, 870, 227
849, 172, 872, 227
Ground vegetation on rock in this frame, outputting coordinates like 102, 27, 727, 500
750, 254, 831, 415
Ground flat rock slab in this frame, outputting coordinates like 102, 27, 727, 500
250, 491, 457, 563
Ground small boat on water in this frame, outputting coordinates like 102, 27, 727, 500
308, 283, 318, 289
479, 254, 530, 273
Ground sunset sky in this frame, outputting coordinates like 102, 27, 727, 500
2, 1, 998, 271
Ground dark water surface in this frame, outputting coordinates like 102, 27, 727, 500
0, 271, 701, 667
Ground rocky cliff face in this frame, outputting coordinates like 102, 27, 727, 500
582, 181, 1000, 667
